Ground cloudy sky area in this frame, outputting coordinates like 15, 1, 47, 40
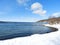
0, 0, 60, 22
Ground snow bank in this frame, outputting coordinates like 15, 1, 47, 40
44, 24, 60, 29
0, 24, 60, 45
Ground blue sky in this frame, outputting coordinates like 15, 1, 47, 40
0, 0, 60, 22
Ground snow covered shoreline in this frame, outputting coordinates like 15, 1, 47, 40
44, 24, 60, 30
0, 24, 60, 45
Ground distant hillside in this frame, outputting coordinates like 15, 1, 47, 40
0, 21, 7, 23
37, 17, 60, 24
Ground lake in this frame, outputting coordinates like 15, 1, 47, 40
0, 22, 57, 40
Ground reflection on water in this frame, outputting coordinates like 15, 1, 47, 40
0, 22, 57, 40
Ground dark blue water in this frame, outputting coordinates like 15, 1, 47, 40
0, 22, 57, 40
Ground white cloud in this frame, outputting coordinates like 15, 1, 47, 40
17, 0, 30, 6
17, 0, 31, 10
52, 12, 60, 17
31, 2, 47, 15
32, 10, 46, 15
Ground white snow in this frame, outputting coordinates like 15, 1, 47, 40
0, 24, 60, 45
